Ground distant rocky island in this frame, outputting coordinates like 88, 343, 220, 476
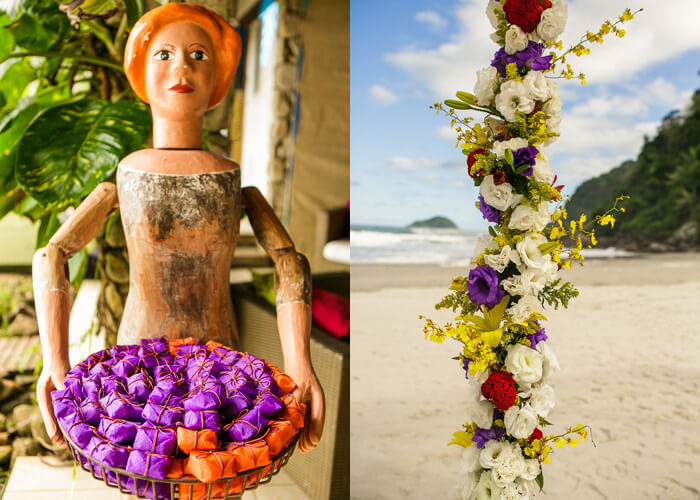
408, 216, 458, 229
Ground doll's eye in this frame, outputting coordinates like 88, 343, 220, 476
189, 50, 208, 61
155, 50, 172, 61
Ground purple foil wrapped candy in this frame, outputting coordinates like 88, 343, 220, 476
103, 393, 144, 421
88, 362, 109, 378
142, 402, 184, 427
182, 387, 223, 411
110, 344, 138, 360
209, 345, 240, 365
90, 440, 130, 485
147, 387, 183, 408
253, 391, 283, 418
127, 371, 154, 403
224, 407, 268, 442
219, 367, 257, 399
83, 350, 108, 370
81, 374, 102, 401
152, 375, 185, 396
126, 450, 171, 479
112, 355, 140, 378
234, 353, 268, 380
98, 415, 138, 445
133, 424, 177, 455
51, 388, 81, 418
183, 409, 222, 431
66, 421, 95, 448
79, 400, 102, 426
220, 391, 251, 419
186, 354, 220, 384
126, 478, 171, 500
256, 374, 280, 396
102, 374, 126, 394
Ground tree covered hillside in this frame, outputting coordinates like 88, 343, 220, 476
566, 88, 700, 248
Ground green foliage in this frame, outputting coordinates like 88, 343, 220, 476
567, 89, 700, 243
250, 270, 276, 306
538, 278, 579, 310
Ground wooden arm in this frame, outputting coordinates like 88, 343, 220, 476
241, 186, 311, 307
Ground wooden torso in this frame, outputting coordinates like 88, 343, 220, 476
115, 149, 241, 347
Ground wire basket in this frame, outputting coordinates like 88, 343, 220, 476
60, 425, 300, 500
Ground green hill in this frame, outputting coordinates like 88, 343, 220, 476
408, 216, 458, 229
566, 88, 700, 249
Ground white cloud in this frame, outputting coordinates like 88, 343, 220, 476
387, 157, 438, 171
369, 84, 399, 105
415, 10, 447, 29
437, 125, 458, 142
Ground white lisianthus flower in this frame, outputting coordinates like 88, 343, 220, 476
517, 478, 539, 498
527, 383, 556, 417
472, 470, 503, 500
521, 459, 541, 481
501, 268, 544, 297
522, 70, 549, 101
484, 245, 520, 273
486, 0, 503, 29
504, 343, 543, 387
466, 376, 495, 429
474, 67, 499, 106
493, 137, 529, 160
480, 440, 526, 487
505, 25, 528, 55
501, 482, 530, 500
507, 295, 543, 323
532, 152, 554, 184
509, 201, 550, 232
504, 403, 538, 439
516, 233, 553, 274
495, 81, 535, 122
460, 446, 483, 474
536, 341, 561, 383
479, 175, 523, 211
473, 233, 499, 260
457, 471, 481, 500
537, 0, 568, 42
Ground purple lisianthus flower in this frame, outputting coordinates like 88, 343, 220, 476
513, 145, 539, 177
472, 425, 505, 449
467, 266, 505, 309
490, 47, 517, 77
462, 357, 472, 379
527, 327, 548, 349
478, 195, 503, 223
514, 41, 553, 72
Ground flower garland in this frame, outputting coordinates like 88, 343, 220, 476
421, 1, 639, 498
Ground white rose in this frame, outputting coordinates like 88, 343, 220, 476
486, 0, 503, 29
536, 341, 560, 383
504, 344, 543, 387
521, 459, 541, 481
504, 403, 538, 439
480, 440, 526, 488
457, 471, 481, 500
493, 137, 529, 160
509, 202, 550, 232
507, 295, 543, 323
473, 233, 499, 260
537, 0, 568, 42
474, 67, 499, 106
495, 80, 535, 122
472, 470, 503, 500
505, 25, 528, 55
527, 383, 556, 418
532, 152, 554, 184
516, 233, 552, 273
522, 71, 549, 101
479, 175, 523, 211
484, 245, 520, 273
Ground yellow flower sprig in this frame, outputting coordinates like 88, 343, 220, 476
547, 8, 643, 85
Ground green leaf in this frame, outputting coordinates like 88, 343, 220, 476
35, 209, 60, 248
450, 356, 460, 360
504, 148, 515, 167
0, 13, 11, 28
515, 164, 530, 174
14, 193, 46, 220
250, 269, 276, 306
488, 226, 497, 237
444, 99, 470, 110
123, 0, 144, 28
536, 471, 543, 490
0, 25, 14, 60
0, 179, 24, 220
69, 248, 88, 288
16, 99, 151, 209
7, 13, 53, 51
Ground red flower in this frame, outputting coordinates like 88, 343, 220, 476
529, 428, 544, 442
493, 171, 508, 185
467, 149, 486, 178
503, 0, 544, 33
481, 371, 517, 411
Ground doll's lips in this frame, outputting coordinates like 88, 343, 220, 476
169, 84, 194, 93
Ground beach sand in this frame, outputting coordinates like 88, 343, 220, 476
350, 253, 700, 499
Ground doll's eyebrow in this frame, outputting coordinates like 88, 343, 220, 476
152, 44, 175, 54
187, 43, 209, 51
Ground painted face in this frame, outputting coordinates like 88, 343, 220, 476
145, 22, 216, 119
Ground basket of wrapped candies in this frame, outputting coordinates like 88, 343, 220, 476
51, 337, 306, 499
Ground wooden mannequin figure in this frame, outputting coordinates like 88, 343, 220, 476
31, 2, 325, 463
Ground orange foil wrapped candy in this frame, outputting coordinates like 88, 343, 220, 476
179, 477, 245, 500
279, 393, 306, 429
177, 426, 218, 454
264, 420, 297, 455
272, 371, 297, 395
225, 439, 272, 472
185, 450, 235, 483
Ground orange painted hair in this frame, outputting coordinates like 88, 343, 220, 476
124, 3, 242, 110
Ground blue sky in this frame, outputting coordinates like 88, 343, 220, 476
350, 0, 700, 229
